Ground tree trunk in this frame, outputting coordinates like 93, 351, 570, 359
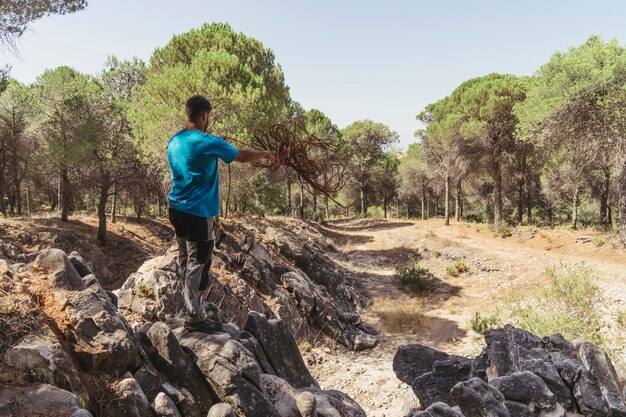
492, 155, 503, 229
426, 192, 431, 219
26, 186, 30, 216
360, 183, 365, 216
313, 193, 317, 216
572, 186, 579, 230
60, 169, 70, 222
619, 161, 626, 247
97, 179, 110, 245
383, 195, 388, 219
600, 168, 610, 226
444, 174, 450, 226
454, 178, 462, 222
325, 195, 329, 219
287, 178, 292, 217
526, 191, 532, 224
299, 181, 305, 219
111, 188, 117, 224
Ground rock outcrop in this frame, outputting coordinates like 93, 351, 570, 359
395, 325, 626, 417
0, 243, 366, 417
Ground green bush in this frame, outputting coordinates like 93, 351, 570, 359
592, 237, 604, 247
470, 311, 501, 334
507, 263, 604, 345
446, 260, 469, 276
492, 224, 513, 238
394, 256, 436, 294
366, 205, 384, 218
134, 283, 155, 300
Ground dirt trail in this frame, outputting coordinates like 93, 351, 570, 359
307, 218, 626, 417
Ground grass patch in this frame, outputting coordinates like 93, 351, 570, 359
393, 256, 437, 294
492, 224, 513, 238
469, 310, 501, 334
0, 291, 42, 357
617, 310, 626, 328
446, 260, 469, 276
373, 299, 426, 334
506, 263, 604, 345
133, 283, 155, 300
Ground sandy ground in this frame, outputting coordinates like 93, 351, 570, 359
307, 218, 626, 417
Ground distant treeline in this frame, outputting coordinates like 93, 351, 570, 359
0, 26, 625, 246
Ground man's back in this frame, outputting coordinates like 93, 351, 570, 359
166, 129, 238, 218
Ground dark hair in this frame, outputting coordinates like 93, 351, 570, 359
185, 95, 212, 122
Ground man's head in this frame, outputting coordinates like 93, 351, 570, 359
186, 95, 212, 132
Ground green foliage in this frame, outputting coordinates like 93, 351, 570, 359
366, 205, 384, 218
446, 260, 468, 276
469, 311, 501, 334
507, 263, 604, 345
617, 310, 626, 328
492, 224, 513, 238
130, 23, 290, 168
592, 237, 604, 247
133, 283, 155, 300
393, 256, 436, 294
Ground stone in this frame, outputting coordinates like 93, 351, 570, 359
412, 356, 473, 408
573, 368, 611, 417
4, 333, 89, 407
239, 330, 276, 375
393, 344, 451, 385
0, 383, 82, 415
115, 377, 155, 417
406, 402, 465, 417
144, 321, 215, 414
161, 383, 186, 404
0, 258, 13, 278
296, 391, 318, 417
577, 342, 626, 417
244, 311, 318, 389
135, 367, 162, 402
68, 251, 94, 278
208, 402, 236, 417
65, 288, 141, 375
70, 410, 94, 417
450, 378, 510, 417
260, 373, 302, 416
503, 401, 538, 417
34, 248, 86, 290
353, 332, 378, 351
489, 371, 557, 412
152, 392, 182, 417
177, 388, 203, 417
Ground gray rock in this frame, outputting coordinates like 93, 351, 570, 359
68, 251, 94, 278
573, 368, 611, 417
0, 383, 82, 415
70, 410, 94, 417
4, 333, 89, 407
208, 402, 236, 417
135, 367, 162, 403
393, 344, 451, 385
65, 288, 141, 374
244, 311, 318, 389
260, 373, 304, 416
489, 371, 557, 412
406, 402, 465, 417
297, 391, 318, 417
144, 321, 215, 414
178, 329, 280, 417
34, 248, 85, 290
577, 342, 626, 417
0, 258, 14, 278
503, 401, 538, 417
177, 388, 203, 417
412, 356, 473, 408
152, 392, 182, 417
115, 377, 155, 417
450, 378, 509, 417
353, 332, 378, 351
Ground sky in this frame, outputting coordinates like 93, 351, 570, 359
5, 0, 626, 149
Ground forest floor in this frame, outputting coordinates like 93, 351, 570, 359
307, 217, 626, 417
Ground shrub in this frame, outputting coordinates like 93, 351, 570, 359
432, 249, 442, 258
617, 310, 626, 328
366, 205, 384, 218
470, 311, 501, 334
393, 256, 436, 294
507, 263, 604, 345
133, 283, 155, 300
446, 260, 469, 276
593, 237, 604, 247
492, 224, 513, 238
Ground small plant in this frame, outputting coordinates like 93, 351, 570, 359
592, 237, 604, 247
432, 249, 442, 258
469, 311, 501, 334
617, 310, 626, 328
492, 224, 513, 238
299, 340, 313, 352
446, 260, 469, 276
393, 256, 436, 294
133, 283, 155, 300
427, 230, 436, 237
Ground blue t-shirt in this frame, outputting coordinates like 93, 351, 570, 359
166, 130, 238, 217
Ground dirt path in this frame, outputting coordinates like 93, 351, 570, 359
307, 218, 626, 417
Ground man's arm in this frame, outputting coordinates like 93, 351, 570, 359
234, 149, 276, 164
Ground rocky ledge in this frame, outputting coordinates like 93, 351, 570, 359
394, 325, 626, 417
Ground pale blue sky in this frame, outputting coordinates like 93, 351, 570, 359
4, 0, 626, 148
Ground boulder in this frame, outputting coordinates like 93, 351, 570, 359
244, 311, 318, 389
0, 258, 13, 279
115, 377, 155, 417
0, 383, 82, 415
4, 333, 89, 406
412, 356, 473, 408
152, 392, 182, 417
68, 251, 94, 278
394, 344, 451, 385
34, 248, 85, 290
450, 378, 510, 417
406, 402, 465, 417
489, 371, 558, 413
208, 402, 237, 417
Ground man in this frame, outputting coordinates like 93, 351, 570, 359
167, 95, 275, 333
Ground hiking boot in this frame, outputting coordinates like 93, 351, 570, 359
184, 318, 224, 334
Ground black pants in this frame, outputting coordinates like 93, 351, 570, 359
168, 207, 215, 322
